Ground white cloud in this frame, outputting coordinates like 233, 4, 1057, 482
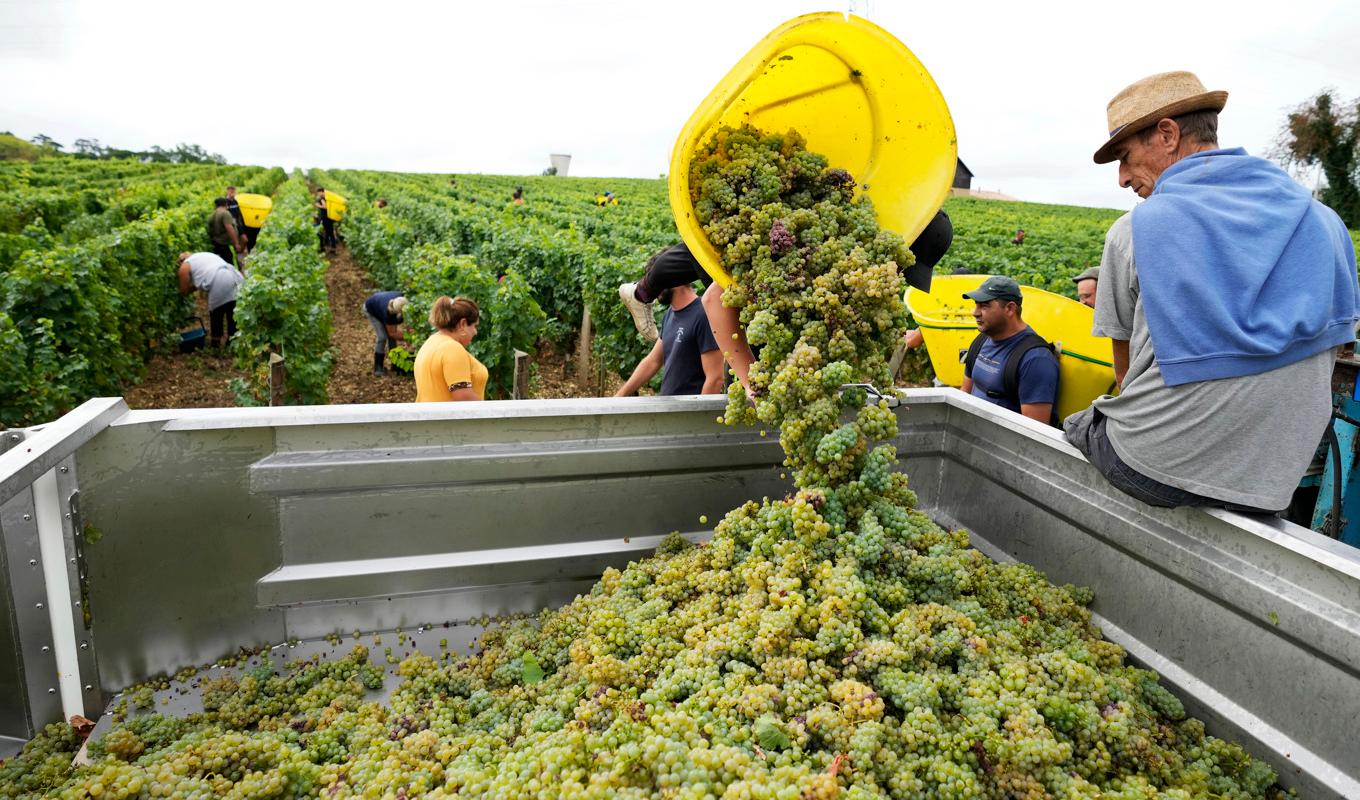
2, 0, 1356, 211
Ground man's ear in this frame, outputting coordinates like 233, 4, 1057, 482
1157, 118, 1181, 150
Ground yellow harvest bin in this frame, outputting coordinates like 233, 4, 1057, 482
324, 190, 347, 222
669, 12, 957, 287
235, 193, 272, 228
906, 275, 1117, 421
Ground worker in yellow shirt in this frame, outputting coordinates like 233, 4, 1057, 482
414, 296, 488, 401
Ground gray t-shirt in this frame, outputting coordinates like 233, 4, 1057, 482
1088, 212, 1334, 510
186, 252, 244, 312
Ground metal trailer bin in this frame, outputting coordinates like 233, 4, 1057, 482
0, 390, 1356, 797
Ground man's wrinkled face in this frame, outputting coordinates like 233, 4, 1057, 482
1076, 279, 1097, 308
1116, 131, 1174, 199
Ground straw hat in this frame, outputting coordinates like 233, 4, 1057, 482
1093, 71, 1227, 164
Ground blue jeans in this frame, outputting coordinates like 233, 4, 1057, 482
364, 308, 394, 355
1065, 407, 1276, 514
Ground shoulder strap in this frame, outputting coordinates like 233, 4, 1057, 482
962, 333, 987, 376
1003, 332, 1056, 414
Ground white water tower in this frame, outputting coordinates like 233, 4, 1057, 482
549, 153, 571, 176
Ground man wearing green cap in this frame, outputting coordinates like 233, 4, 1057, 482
959, 275, 1059, 425
1072, 266, 1099, 308
1064, 71, 1358, 513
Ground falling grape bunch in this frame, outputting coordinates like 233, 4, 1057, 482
0, 126, 1285, 799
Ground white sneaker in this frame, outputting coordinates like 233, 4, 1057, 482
619, 282, 658, 342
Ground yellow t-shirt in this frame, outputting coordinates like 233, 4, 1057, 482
414, 334, 488, 401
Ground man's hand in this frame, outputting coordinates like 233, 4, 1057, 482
226, 223, 244, 255
615, 339, 664, 397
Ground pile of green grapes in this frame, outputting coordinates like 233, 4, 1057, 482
0, 126, 1286, 799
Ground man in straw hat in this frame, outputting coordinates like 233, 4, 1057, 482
1064, 71, 1359, 513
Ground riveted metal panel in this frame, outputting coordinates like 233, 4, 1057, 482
0, 488, 61, 740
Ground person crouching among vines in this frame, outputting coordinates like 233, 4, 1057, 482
363, 290, 408, 377
177, 251, 244, 349
414, 296, 487, 402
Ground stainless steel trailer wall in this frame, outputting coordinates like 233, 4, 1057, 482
0, 391, 1357, 797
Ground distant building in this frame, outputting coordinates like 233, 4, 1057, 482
948, 159, 1017, 201
953, 158, 973, 191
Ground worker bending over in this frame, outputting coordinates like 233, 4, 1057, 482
177, 252, 244, 348
1065, 71, 1359, 512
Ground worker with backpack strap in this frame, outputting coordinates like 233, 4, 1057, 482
960, 276, 1061, 426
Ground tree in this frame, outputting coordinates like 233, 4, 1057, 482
73, 138, 107, 158
542, 165, 558, 176
30, 133, 63, 152
1276, 91, 1360, 227
171, 143, 226, 164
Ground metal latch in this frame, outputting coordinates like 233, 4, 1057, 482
839, 383, 903, 409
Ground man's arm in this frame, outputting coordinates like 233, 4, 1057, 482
1017, 350, 1060, 424
1112, 339, 1129, 388
385, 323, 402, 340
699, 348, 724, 394
226, 221, 243, 252
960, 376, 973, 394
702, 283, 755, 398
177, 262, 193, 295
1019, 403, 1054, 424
615, 339, 664, 396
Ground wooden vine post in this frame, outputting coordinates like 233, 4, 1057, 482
268, 353, 286, 406
576, 305, 593, 393
512, 350, 530, 400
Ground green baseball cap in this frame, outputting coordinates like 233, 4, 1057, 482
962, 275, 1023, 303
1072, 266, 1100, 284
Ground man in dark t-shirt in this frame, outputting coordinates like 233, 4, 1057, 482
615, 282, 723, 396
960, 276, 1059, 423
207, 197, 242, 267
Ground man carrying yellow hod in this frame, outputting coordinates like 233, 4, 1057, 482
1064, 71, 1359, 513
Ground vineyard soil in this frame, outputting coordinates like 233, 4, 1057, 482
122, 244, 626, 409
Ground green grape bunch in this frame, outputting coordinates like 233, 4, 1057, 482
694, 126, 912, 489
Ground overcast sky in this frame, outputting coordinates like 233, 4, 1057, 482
3, 0, 1357, 211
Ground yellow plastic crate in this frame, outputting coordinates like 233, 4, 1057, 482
668, 12, 957, 287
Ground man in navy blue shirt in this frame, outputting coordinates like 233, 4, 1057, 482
615, 281, 723, 397
363, 290, 408, 377
960, 276, 1059, 424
